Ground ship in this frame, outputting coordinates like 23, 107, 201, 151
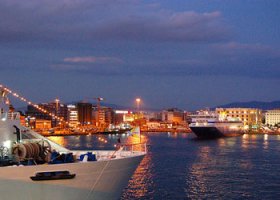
0, 87, 146, 200
98, 124, 132, 135
189, 110, 244, 139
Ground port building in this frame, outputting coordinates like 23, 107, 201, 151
265, 109, 280, 126
216, 108, 262, 129
77, 102, 92, 125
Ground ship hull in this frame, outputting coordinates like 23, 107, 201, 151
0, 153, 144, 200
98, 128, 132, 135
190, 125, 244, 139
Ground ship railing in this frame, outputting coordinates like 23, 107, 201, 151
120, 143, 147, 155
0, 112, 20, 121
94, 143, 147, 160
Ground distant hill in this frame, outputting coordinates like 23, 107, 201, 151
101, 103, 130, 110
215, 101, 280, 110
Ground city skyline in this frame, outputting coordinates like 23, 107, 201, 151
0, 0, 279, 110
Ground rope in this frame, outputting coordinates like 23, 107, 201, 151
84, 140, 130, 198
85, 156, 113, 200
84, 143, 136, 199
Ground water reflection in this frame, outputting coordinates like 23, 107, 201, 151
121, 153, 154, 199
186, 145, 214, 198
217, 137, 237, 147
121, 133, 152, 199
167, 132, 190, 139
263, 134, 269, 150
186, 134, 279, 199
48, 136, 68, 147
241, 134, 249, 149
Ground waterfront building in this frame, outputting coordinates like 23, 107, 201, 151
55, 102, 68, 127
114, 110, 129, 124
216, 108, 262, 129
146, 120, 161, 129
77, 102, 92, 125
161, 108, 185, 124
92, 106, 114, 127
92, 106, 104, 127
26, 100, 68, 127
26, 104, 51, 121
34, 119, 52, 130
104, 107, 114, 125
265, 109, 280, 126
67, 104, 79, 128
113, 110, 145, 125
145, 120, 173, 130
142, 112, 161, 121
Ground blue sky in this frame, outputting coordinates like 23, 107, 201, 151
0, 0, 279, 110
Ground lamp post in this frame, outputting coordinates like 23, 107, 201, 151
135, 98, 142, 144
55, 98, 60, 127
95, 97, 104, 128
136, 98, 141, 112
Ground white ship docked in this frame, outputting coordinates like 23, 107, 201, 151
0, 87, 146, 200
189, 110, 244, 139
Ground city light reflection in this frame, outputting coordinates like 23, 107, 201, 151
48, 136, 68, 147
186, 146, 212, 198
217, 138, 226, 147
121, 132, 151, 199
121, 150, 153, 199
263, 134, 269, 150
241, 134, 249, 149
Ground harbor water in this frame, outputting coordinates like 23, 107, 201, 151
49, 133, 280, 199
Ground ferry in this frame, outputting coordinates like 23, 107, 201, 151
0, 87, 146, 200
98, 124, 132, 135
189, 110, 244, 139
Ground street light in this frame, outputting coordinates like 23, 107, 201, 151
55, 98, 60, 127
94, 97, 104, 127
136, 98, 141, 112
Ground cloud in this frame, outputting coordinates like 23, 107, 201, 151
1, 0, 278, 80
116, 41, 280, 79
49, 56, 124, 72
63, 56, 123, 64
0, 1, 231, 43
212, 42, 280, 57
195, 42, 280, 78
91, 11, 230, 42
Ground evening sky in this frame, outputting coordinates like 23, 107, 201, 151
0, 0, 279, 110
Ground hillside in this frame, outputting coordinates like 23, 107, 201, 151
216, 101, 280, 110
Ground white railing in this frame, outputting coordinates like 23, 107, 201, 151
0, 112, 20, 121
90, 143, 147, 161
122, 143, 147, 153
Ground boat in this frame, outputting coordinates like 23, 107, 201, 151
98, 128, 131, 135
0, 87, 146, 200
98, 124, 132, 135
189, 110, 244, 139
